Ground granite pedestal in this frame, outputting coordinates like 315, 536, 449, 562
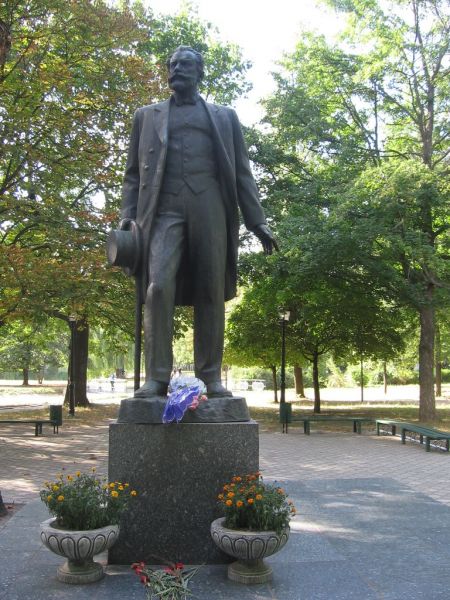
108, 420, 259, 564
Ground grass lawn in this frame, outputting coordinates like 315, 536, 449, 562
2, 400, 450, 434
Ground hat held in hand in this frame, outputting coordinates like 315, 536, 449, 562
106, 221, 142, 276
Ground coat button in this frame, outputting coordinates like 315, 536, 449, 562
144, 165, 149, 170
141, 183, 147, 189
148, 148, 154, 153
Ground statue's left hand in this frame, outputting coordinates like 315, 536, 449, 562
252, 224, 279, 255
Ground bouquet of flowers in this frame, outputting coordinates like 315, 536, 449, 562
162, 376, 207, 423
132, 561, 200, 600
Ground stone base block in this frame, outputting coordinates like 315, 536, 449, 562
117, 395, 250, 424
108, 421, 259, 564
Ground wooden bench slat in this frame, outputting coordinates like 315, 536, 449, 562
375, 419, 450, 452
0, 419, 59, 436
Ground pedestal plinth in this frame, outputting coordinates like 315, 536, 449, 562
108, 420, 259, 564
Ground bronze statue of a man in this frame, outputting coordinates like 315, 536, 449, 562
119, 46, 277, 398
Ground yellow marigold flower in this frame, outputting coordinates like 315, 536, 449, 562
109, 482, 115, 489
236, 500, 243, 508
255, 494, 263, 501
67, 475, 73, 481
124, 483, 129, 487
92, 467, 96, 472
131, 490, 137, 496
227, 492, 235, 498
57, 495, 64, 502
225, 499, 233, 506
111, 490, 119, 498
76, 471, 81, 477
118, 485, 124, 491
218, 494, 224, 500
52, 485, 59, 491
102, 484, 108, 490
247, 498, 254, 505
46, 495, 52, 502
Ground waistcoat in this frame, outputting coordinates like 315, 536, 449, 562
161, 99, 218, 195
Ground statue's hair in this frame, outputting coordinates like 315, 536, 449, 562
166, 46, 205, 81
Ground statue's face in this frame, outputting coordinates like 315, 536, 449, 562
168, 50, 200, 93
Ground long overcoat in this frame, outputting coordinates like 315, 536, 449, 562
120, 97, 267, 305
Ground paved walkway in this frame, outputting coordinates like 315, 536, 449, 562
1, 418, 450, 598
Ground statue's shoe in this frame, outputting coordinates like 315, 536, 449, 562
134, 380, 168, 398
206, 381, 233, 398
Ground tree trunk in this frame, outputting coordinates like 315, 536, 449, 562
360, 356, 364, 403
22, 367, 29, 386
418, 299, 435, 421
435, 321, 442, 397
64, 317, 90, 407
294, 363, 305, 397
383, 361, 388, 395
312, 353, 321, 413
270, 365, 278, 403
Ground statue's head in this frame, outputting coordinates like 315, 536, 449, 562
167, 46, 204, 93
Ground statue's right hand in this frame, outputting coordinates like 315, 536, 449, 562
119, 218, 135, 231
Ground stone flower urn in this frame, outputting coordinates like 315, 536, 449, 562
40, 518, 119, 584
210, 517, 290, 584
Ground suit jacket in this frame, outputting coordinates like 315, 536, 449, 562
120, 97, 267, 305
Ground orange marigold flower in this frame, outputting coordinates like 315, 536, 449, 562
255, 494, 263, 500
67, 475, 73, 481
225, 499, 233, 506
236, 500, 244, 508
131, 490, 137, 496
235, 476, 242, 482
111, 490, 119, 498
247, 498, 254, 504
223, 485, 229, 491
227, 492, 235, 498
277, 488, 285, 494
57, 495, 64, 502
218, 494, 224, 500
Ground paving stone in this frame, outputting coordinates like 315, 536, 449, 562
2, 424, 450, 598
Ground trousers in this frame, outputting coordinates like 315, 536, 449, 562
144, 180, 227, 384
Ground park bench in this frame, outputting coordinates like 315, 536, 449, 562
376, 419, 450, 452
279, 405, 374, 434
0, 419, 59, 437
0, 406, 61, 437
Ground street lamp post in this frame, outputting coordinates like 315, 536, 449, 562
68, 315, 76, 417
279, 310, 290, 433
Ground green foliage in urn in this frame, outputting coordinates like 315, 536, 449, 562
217, 473, 296, 535
40, 469, 137, 530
